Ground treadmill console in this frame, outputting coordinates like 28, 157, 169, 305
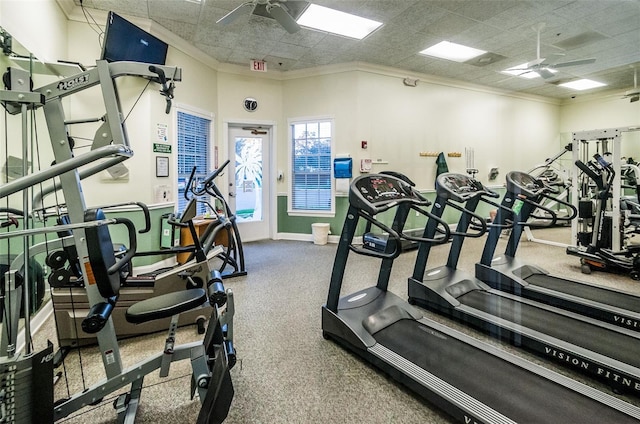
350, 174, 423, 215
506, 171, 545, 198
436, 173, 493, 203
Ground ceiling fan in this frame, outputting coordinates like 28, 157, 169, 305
216, 0, 305, 34
508, 23, 596, 79
623, 67, 639, 103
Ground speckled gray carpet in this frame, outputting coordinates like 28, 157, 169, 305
32, 227, 640, 423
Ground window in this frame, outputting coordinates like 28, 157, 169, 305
176, 109, 211, 215
289, 118, 334, 215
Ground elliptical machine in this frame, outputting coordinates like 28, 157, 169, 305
566, 153, 640, 279
188, 160, 247, 279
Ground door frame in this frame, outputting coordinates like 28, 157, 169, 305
222, 119, 277, 240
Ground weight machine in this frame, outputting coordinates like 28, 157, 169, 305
567, 126, 640, 278
0, 59, 235, 423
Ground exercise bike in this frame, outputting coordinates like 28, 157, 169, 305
49, 185, 228, 348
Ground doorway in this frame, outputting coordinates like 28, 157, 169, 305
227, 126, 271, 241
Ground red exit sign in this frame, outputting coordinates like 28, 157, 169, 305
250, 60, 267, 72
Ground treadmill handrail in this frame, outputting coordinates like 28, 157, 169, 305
403, 205, 452, 244
532, 192, 578, 222
516, 194, 559, 227
481, 198, 515, 229
444, 200, 487, 238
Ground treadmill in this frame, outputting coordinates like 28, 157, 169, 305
322, 173, 640, 423
476, 170, 640, 333
407, 172, 640, 397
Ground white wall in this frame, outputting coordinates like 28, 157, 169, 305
560, 95, 640, 159
0, 0, 67, 63
281, 67, 561, 190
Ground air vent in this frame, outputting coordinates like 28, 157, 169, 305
552, 31, 607, 50
464, 52, 506, 67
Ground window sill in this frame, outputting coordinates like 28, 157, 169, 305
287, 210, 335, 218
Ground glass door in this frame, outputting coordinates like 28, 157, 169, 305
228, 126, 270, 241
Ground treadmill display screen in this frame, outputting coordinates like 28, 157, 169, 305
507, 171, 544, 197
439, 174, 477, 194
354, 175, 408, 204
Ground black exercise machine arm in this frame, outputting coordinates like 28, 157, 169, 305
202, 159, 231, 189
90, 201, 151, 233
148, 65, 175, 114
576, 159, 605, 190
106, 218, 138, 276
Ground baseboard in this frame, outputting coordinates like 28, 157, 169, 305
275, 232, 361, 245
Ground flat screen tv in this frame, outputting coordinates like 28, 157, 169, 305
101, 11, 168, 65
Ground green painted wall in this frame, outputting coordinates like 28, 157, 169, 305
277, 186, 506, 237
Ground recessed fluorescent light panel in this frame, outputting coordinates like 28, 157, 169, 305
296, 4, 383, 40
501, 63, 556, 79
419, 41, 486, 62
559, 79, 606, 90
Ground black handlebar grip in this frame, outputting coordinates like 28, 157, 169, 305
82, 299, 115, 333
148, 65, 167, 85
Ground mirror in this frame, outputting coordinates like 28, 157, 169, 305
0, 27, 55, 354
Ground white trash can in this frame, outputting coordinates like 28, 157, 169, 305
311, 223, 331, 245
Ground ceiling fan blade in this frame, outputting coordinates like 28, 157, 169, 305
267, 3, 301, 33
537, 68, 555, 79
216, 1, 255, 25
552, 58, 596, 68
526, 57, 546, 68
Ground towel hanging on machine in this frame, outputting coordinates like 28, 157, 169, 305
435, 152, 449, 188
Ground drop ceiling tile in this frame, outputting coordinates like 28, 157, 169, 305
553, 0, 618, 21
153, 18, 197, 42
268, 42, 309, 60
148, 1, 202, 25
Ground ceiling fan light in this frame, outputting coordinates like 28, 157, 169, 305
297, 4, 382, 40
558, 79, 606, 90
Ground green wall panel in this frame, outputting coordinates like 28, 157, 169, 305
277, 186, 506, 237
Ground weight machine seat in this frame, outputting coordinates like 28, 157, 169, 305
85, 208, 120, 298
125, 288, 207, 324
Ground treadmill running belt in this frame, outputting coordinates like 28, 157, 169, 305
459, 290, 640, 366
374, 319, 635, 423
526, 274, 640, 313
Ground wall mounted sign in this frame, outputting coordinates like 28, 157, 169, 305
153, 143, 171, 153
156, 156, 169, 177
